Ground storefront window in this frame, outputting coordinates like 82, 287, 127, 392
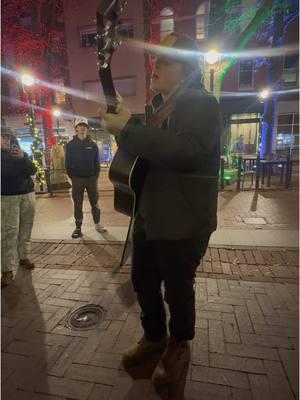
276, 113, 299, 153
230, 113, 261, 154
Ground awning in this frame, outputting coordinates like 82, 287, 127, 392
220, 96, 264, 116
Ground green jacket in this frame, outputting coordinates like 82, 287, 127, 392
119, 89, 221, 240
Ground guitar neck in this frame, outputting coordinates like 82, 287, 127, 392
99, 66, 118, 113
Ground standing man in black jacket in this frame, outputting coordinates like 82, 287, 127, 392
65, 117, 106, 238
100, 33, 221, 394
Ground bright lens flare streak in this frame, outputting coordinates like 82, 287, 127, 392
1, 95, 100, 126
1, 67, 111, 106
220, 88, 298, 97
21, 74, 34, 86
165, 88, 298, 98
127, 39, 298, 61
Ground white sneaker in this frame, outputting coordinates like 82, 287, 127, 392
95, 223, 107, 233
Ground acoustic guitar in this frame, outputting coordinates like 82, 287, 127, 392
96, 0, 200, 217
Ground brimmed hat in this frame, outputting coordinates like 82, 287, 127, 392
74, 117, 89, 128
157, 33, 200, 72
1, 127, 14, 137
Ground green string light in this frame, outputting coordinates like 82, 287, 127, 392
215, 1, 273, 101
27, 112, 46, 186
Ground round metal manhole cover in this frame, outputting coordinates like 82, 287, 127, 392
65, 304, 106, 331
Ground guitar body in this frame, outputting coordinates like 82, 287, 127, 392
109, 149, 148, 216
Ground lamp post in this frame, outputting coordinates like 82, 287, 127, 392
204, 50, 220, 93
53, 108, 62, 144
258, 88, 272, 158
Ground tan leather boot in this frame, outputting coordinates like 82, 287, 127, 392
122, 336, 168, 367
152, 336, 191, 390
1, 271, 14, 287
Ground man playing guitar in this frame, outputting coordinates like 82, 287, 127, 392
100, 32, 221, 394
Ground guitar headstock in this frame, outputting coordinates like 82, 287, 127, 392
96, 0, 126, 69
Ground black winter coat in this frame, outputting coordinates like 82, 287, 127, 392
1, 150, 37, 195
65, 136, 100, 178
118, 88, 222, 240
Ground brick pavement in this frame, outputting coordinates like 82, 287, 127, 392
36, 186, 299, 231
1, 241, 299, 400
98, 169, 299, 230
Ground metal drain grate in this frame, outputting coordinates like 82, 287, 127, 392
65, 304, 106, 331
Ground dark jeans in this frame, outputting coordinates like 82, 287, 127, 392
71, 175, 100, 228
131, 215, 210, 341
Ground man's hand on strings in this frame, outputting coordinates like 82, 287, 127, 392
99, 93, 131, 136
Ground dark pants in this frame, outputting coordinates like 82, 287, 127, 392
71, 175, 100, 228
132, 215, 210, 342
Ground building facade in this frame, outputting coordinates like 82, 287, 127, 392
146, 0, 299, 158
2, 0, 72, 157
2, 0, 299, 160
63, 0, 146, 118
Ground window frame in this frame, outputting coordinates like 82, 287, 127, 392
195, 2, 210, 41
160, 7, 174, 40
282, 54, 299, 88
79, 26, 97, 48
276, 113, 299, 150
79, 20, 134, 48
238, 59, 254, 90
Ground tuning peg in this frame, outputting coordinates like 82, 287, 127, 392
104, 20, 112, 31
101, 36, 112, 50
115, 21, 121, 31
116, 0, 127, 14
112, 39, 122, 49
97, 51, 110, 69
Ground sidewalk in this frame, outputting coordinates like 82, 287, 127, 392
2, 241, 299, 400
32, 190, 299, 247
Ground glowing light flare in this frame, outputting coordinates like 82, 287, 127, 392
205, 50, 220, 65
53, 108, 61, 117
21, 74, 35, 86
259, 89, 271, 100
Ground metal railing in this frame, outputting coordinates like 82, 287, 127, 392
219, 154, 298, 191
35, 158, 298, 195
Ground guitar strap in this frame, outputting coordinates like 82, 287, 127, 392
148, 102, 175, 128
147, 69, 202, 128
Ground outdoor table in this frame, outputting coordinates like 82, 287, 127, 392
242, 156, 257, 172
260, 160, 288, 187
